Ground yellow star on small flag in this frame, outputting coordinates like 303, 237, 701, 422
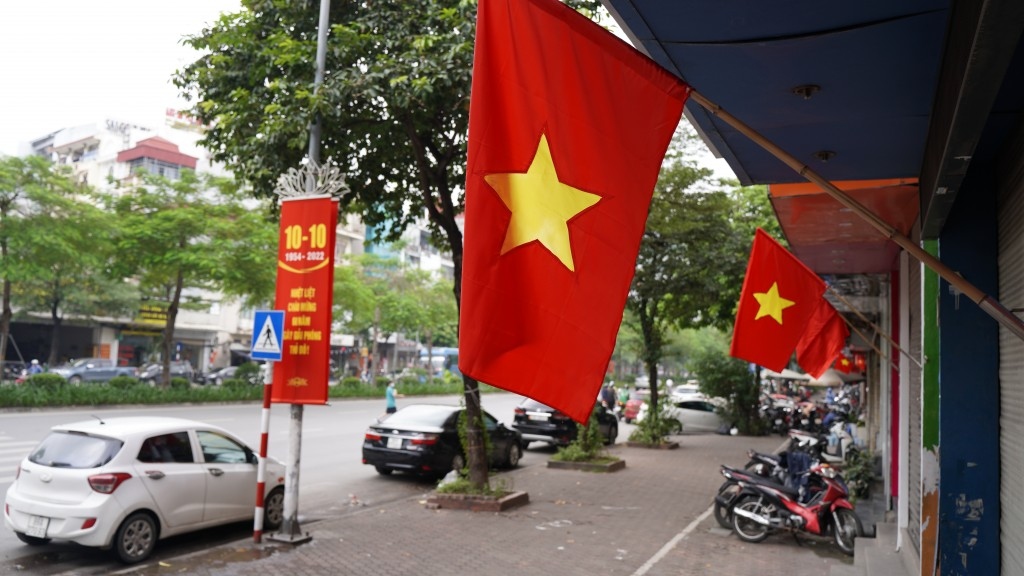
753, 282, 795, 324
485, 134, 601, 271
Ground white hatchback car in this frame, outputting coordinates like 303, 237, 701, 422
4, 416, 285, 563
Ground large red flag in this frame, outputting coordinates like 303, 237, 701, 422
458, 0, 689, 423
795, 298, 849, 379
730, 229, 827, 371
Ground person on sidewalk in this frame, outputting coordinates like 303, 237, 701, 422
381, 381, 404, 421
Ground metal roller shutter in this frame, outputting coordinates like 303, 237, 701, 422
907, 258, 922, 556
998, 153, 1024, 576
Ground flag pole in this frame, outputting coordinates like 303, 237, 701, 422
688, 89, 1024, 343
827, 285, 923, 369
839, 313, 900, 373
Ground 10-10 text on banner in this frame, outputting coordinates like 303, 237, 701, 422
271, 195, 338, 404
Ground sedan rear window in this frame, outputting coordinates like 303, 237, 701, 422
383, 405, 458, 427
519, 399, 552, 411
29, 431, 123, 469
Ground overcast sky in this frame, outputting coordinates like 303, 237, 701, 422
0, 2, 734, 179
0, 0, 242, 156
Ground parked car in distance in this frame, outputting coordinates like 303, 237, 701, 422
670, 382, 701, 401
362, 404, 522, 478
512, 398, 618, 447
137, 361, 195, 385
637, 393, 727, 434
4, 416, 285, 564
48, 358, 137, 385
201, 365, 240, 386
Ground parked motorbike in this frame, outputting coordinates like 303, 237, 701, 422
760, 394, 796, 435
714, 450, 824, 529
729, 462, 862, 555
787, 413, 859, 466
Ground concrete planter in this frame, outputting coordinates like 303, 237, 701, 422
425, 490, 530, 512
625, 440, 679, 450
547, 458, 626, 472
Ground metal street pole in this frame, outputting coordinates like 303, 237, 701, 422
270, 0, 332, 545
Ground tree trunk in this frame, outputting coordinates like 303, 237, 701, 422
161, 270, 185, 387
0, 233, 10, 367
462, 374, 488, 489
48, 292, 62, 367
638, 297, 663, 420
426, 330, 434, 384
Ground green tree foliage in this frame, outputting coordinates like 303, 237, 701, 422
0, 156, 135, 366
175, 0, 614, 491
13, 181, 138, 366
626, 127, 780, 421
106, 171, 276, 385
689, 337, 764, 435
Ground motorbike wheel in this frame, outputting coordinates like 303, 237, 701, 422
832, 508, 861, 556
713, 481, 740, 528
731, 496, 773, 543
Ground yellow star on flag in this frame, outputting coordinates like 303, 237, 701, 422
485, 134, 601, 271
753, 282, 795, 324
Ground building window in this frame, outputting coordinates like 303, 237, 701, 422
128, 158, 182, 180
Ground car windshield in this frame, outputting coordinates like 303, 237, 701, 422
382, 405, 458, 427
29, 431, 123, 469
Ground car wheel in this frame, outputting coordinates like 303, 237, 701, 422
144, 378, 156, 386
15, 532, 50, 546
450, 453, 466, 474
505, 442, 522, 468
263, 487, 285, 530
669, 420, 683, 435
68, 375, 82, 386
604, 423, 618, 445
375, 466, 393, 476
113, 512, 157, 564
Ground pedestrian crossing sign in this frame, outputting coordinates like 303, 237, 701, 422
251, 310, 285, 361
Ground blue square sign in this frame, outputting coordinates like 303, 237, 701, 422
251, 310, 285, 361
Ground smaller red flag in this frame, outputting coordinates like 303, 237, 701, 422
795, 298, 849, 379
730, 229, 827, 371
834, 354, 855, 374
853, 351, 867, 372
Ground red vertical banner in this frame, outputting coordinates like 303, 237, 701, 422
271, 195, 338, 404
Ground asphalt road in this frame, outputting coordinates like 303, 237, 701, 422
0, 391, 537, 574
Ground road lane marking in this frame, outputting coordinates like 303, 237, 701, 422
632, 504, 713, 576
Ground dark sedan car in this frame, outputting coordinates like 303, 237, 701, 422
362, 404, 522, 478
512, 398, 618, 448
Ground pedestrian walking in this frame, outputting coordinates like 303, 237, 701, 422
381, 381, 404, 421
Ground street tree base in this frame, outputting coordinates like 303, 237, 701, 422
625, 440, 680, 450
547, 458, 626, 473
425, 490, 530, 512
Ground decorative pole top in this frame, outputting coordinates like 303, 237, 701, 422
274, 158, 349, 200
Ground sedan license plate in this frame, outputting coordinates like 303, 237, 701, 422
386, 436, 403, 449
528, 413, 549, 422
26, 515, 48, 538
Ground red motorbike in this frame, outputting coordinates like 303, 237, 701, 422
729, 462, 862, 555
